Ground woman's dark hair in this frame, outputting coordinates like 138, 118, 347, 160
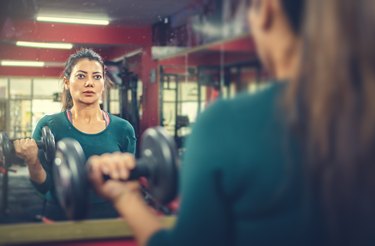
61, 48, 107, 110
280, 0, 305, 34
248, 0, 305, 34
287, 0, 375, 244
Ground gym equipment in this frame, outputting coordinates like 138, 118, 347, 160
53, 126, 179, 220
0, 126, 56, 167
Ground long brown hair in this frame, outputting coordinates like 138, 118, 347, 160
287, 0, 375, 244
61, 48, 110, 110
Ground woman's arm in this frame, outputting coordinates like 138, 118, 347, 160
114, 186, 162, 246
88, 153, 162, 246
14, 138, 46, 184
27, 118, 53, 194
119, 119, 137, 154
90, 101, 234, 246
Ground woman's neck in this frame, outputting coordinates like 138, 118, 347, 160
70, 104, 102, 123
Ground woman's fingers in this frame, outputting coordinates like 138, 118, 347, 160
110, 153, 136, 180
87, 155, 105, 186
13, 138, 37, 159
87, 153, 140, 203
88, 153, 136, 181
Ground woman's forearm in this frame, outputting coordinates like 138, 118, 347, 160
27, 160, 47, 184
115, 193, 163, 246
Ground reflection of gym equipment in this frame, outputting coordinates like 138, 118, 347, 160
0, 126, 56, 168
53, 127, 178, 220
160, 70, 187, 148
175, 115, 190, 150
176, 115, 190, 130
105, 59, 140, 140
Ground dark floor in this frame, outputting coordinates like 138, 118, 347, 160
0, 165, 45, 224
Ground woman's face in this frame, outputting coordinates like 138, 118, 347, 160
247, 0, 272, 71
65, 58, 105, 107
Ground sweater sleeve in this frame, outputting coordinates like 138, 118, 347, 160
121, 120, 136, 154
148, 100, 234, 246
30, 116, 53, 195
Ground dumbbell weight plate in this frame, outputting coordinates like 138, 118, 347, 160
40, 126, 56, 164
53, 138, 88, 220
139, 127, 178, 205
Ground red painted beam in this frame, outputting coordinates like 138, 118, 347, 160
159, 51, 255, 67
1, 19, 152, 46
103, 46, 144, 61
0, 45, 72, 62
0, 66, 62, 77
158, 35, 256, 67
206, 36, 255, 52
0, 44, 143, 63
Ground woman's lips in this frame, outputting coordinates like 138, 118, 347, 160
82, 91, 95, 96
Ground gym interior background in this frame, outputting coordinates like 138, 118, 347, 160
0, 0, 272, 244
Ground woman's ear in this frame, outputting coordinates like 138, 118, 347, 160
63, 77, 70, 90
259, 0, 274, 31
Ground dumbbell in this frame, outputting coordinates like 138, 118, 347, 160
53, 126, 179, 220
0, 126, 56, 168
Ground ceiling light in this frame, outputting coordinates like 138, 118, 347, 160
1, 60, 45, 67
16, 41, 73, 49
36, 16, 110, 25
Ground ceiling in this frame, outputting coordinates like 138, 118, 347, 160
3, 0, 193, 26
0, 0, 195, 76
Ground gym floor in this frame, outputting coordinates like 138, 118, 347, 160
0, 165, 45, 224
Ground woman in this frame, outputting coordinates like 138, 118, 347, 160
14, 48, 136, 220
90, 0, 375, 245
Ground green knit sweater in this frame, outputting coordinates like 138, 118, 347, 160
149, 83, 323, 246
31, 111, 136, 204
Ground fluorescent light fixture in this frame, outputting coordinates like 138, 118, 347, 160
1, 60, 45, 67
16, 41, 73, 49
37, 16, 109, 25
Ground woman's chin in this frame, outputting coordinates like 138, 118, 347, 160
78, 98, 99, 105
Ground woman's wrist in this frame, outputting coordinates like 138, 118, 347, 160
113, 190, 144, 216
27, 161, 46, 183
26, 158, 39, 167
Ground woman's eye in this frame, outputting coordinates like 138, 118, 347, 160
76, 74, 85, 79
94, 75, 102, 80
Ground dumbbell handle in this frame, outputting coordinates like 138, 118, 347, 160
102, 158, 150, 181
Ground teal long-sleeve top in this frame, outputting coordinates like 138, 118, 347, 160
31, 111, 136, 204
149, 83, 323, 246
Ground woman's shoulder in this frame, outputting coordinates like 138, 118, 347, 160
108, 113, 131, 124
107, 113, 134, 130
202, 82, 284, 122
36, 111, 65, 125
33, 112, 66, 137
228, 82, 284, 109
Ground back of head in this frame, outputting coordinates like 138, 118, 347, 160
288, 0, 375, 244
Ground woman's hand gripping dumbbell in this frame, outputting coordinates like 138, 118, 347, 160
0, 126, 56, 168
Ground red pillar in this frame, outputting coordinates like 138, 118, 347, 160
139, 46, 159, 134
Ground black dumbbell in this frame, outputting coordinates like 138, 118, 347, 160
53, 126, 179, 220
0, 126, 56, 168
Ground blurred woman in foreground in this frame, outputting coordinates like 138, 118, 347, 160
89, 0, 375, 245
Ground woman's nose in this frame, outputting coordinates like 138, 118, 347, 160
84, 79, 94, 87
